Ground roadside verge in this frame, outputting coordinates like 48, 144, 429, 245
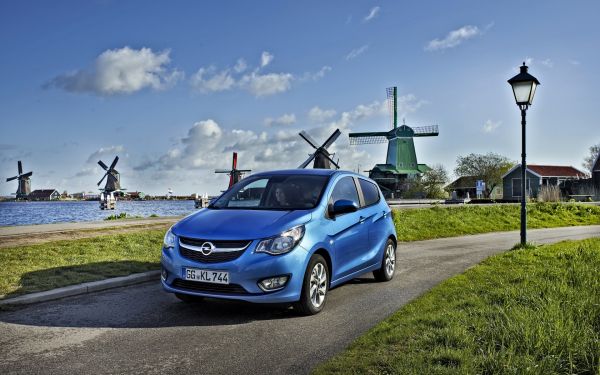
0, 270, 159, 307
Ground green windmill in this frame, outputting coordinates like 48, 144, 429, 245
349, 87, 439, 197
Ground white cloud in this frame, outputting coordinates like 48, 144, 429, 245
483, 119, 501, 133
312, 66, 332, 80
234, 58, 247, 73
190, 52, 300, 97
308, 107, 337, 123
86, 145, 126, 163
260, 51, 274, 68
425, 25, 481, 51
47, 47, 182, 95
525, 57, 534, 66
190, 67, 236, 93
239, 71, 293, 96
363, 6, 380, 22
264, 113, 296, 127
134, 94, 425, 193
74, 166, 97, 178
345, 45, 369, 60
540, 58, 553, 68
568, 59, 580, 66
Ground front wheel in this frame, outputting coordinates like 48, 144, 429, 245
294, 254, 329, 315
373, 239, 396, 282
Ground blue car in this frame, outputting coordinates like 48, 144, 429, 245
161, 169, 397, 315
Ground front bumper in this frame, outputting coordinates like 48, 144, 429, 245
161, 241, 307, 303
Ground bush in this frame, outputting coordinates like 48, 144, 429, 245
538, 185, 561, 202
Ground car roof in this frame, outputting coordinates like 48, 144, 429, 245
252, 169, 364, 178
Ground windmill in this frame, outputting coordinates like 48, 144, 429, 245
298, 129, 341, 169
349, 87, 439, 197
215, 152, 251, 189
97, 156, 122, 193
6, 161, 33, 200
97, 156, 122, 209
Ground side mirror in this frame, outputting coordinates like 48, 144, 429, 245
329, 199, 358, 217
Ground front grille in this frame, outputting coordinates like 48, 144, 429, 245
171, 279, 249, 295
180, 247, 246, 263
180, 237, 251, 249
178, 237, 251, 264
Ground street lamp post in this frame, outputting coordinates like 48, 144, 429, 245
508, 63, 540, 246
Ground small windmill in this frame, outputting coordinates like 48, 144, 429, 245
349, 87, 439, 197
97, 156, 122, 193
97, 156, 122, 209
215, 152, 251, 189
298, 129, 341, 169
6, 161, 32, 200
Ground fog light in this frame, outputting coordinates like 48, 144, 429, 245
161, 268, 168, 281
258, 275, 289, 292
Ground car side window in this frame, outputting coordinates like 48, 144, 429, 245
358, 179, 380, 207
329, 176, 360, 207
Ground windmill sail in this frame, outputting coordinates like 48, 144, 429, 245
215, 152, 251, 188
6, 160, 33, 199
298, 129, 341, 169
348, 87, 440, 198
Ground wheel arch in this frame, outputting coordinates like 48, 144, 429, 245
312, 248, 333, 283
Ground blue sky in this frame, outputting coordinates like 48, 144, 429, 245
1, 0, 599, 196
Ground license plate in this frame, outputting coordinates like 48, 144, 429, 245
183, 268, 229, 284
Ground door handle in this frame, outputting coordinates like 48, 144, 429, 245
382, 210, 388, 218
359, 216, 366, 224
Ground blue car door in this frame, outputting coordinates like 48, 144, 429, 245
324, 176, 369, 280
357, 178, 390, 264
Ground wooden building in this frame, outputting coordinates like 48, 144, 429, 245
445, 176, 478, 199
502, 165, 586, 200
28, 189, 60, 201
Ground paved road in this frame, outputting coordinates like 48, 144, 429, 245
1, 226, 598, 375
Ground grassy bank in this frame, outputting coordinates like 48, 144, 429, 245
1, 203, 598, 299
395, 202, 600, 241
0, 230, 163, 298
314, 238, 600, 374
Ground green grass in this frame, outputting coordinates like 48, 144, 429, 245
394, 203, 600, 241
314, 238, 600, 374
1, 202, 598, 299
0, 230, 164, 298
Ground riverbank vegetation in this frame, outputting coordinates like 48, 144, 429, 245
395, 202, 600, 241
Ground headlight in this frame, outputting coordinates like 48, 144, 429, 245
255, 225, 305, 255
163, 228, 176, 249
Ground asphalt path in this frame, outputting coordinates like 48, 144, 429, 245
1, 225, 598, 375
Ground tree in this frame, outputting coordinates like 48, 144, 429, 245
421, 164, 449, 199
583, 142, 600, 173
454, 153, 514, 198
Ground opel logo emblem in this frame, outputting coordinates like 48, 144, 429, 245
200, 242, 215, 256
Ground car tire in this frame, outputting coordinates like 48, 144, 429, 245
174, 293, 205, 303
373, 239, 396, 282
294, 254, 329, 315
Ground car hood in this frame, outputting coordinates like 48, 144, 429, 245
172, 208, 313, 240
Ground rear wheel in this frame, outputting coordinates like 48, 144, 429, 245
373, 239, 396, 282
174, 293, 204, 303
294, 254, 329, 315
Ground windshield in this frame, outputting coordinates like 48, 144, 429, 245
209, 174, 329, 210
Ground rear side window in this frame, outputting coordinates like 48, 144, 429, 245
330, 176, 360, 207
359, 179, 380, 206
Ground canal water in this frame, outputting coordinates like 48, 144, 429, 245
0, 200, 196, 226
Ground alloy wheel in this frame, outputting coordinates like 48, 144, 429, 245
385, 243, 395, 277
309, 262, 327, 308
